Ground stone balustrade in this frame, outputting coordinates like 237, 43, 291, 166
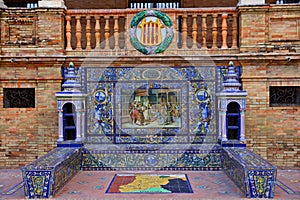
65, 8, 238, 55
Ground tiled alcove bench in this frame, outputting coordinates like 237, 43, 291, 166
222, 147, 277, 198
22, 147, 81, 199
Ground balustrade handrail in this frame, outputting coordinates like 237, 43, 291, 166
65, 7, 239, 53
66, 7, 237, 15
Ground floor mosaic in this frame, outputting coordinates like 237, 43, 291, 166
0, 169, 299, 199
106, 174, 193, 193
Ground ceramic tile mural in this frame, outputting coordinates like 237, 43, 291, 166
78, 66, 220, 170
81, 145, 222, 170
83, 66, 217, 145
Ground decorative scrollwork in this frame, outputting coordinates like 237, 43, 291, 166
270, 86, 300, 106
4, 88, 35, 108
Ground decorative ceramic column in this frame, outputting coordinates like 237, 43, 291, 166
58, 110, 64, 142
218, 107, 222, 140
221, 110, 228, 141
75, 110, 82, 141
240, 106, 246, 141
81, 111, 86, 140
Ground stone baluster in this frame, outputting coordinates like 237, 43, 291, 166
86, 16, 91, 50
114, 16, 119, 49
182, 14, 188, 49
221, 13, 228, 49
172, 14, 179, 48
123, 16, 127, 50
232, 13, 238, 48
65, 16, 72, 50
104, 16, 110, 49
95, 16, 101, 49
201, 14, 207, 49
75, 16, 82, 50
192, 14, 198, 48
212, 14, 218, 49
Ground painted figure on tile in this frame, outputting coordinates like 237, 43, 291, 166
193, 91, 211, 134
201, 102, 210, 129
129, 102, 139, 124
165, 102, 174, 125
122, 86, 181, 128
141, 96, 151, 122
194, 101, 211, 134
137, 103, 146, 126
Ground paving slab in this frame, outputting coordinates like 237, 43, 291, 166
0, 169, 299, 199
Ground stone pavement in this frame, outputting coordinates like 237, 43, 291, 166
0, 168, 299, 199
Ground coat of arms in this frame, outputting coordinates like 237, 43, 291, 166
130, 10, 174, 55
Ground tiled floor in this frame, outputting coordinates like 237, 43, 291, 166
0, 169, 299, 199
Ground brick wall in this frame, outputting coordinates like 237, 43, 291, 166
241, 60, 300, 167
238, 5, 300, 168
0, 8, 65, 168
239, 5, 300, 53
0, 63, 62, 167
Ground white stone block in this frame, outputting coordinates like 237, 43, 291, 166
38, 0, 66, 9
239, 0, 265, 5
0, 0, 7, 8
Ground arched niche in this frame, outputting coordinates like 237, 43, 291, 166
62, 103, 76, 140
226, 102, 240, 140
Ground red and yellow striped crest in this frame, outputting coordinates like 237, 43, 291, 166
138, 18, 165, 46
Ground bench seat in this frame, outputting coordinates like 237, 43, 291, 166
222, 147, 277, 198
22, 147, 81, 199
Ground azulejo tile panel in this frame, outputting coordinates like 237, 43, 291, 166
82, 66, 217, 145
81, 145, 222, 170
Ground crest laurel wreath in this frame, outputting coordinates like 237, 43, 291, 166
130, 10, 174, 55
